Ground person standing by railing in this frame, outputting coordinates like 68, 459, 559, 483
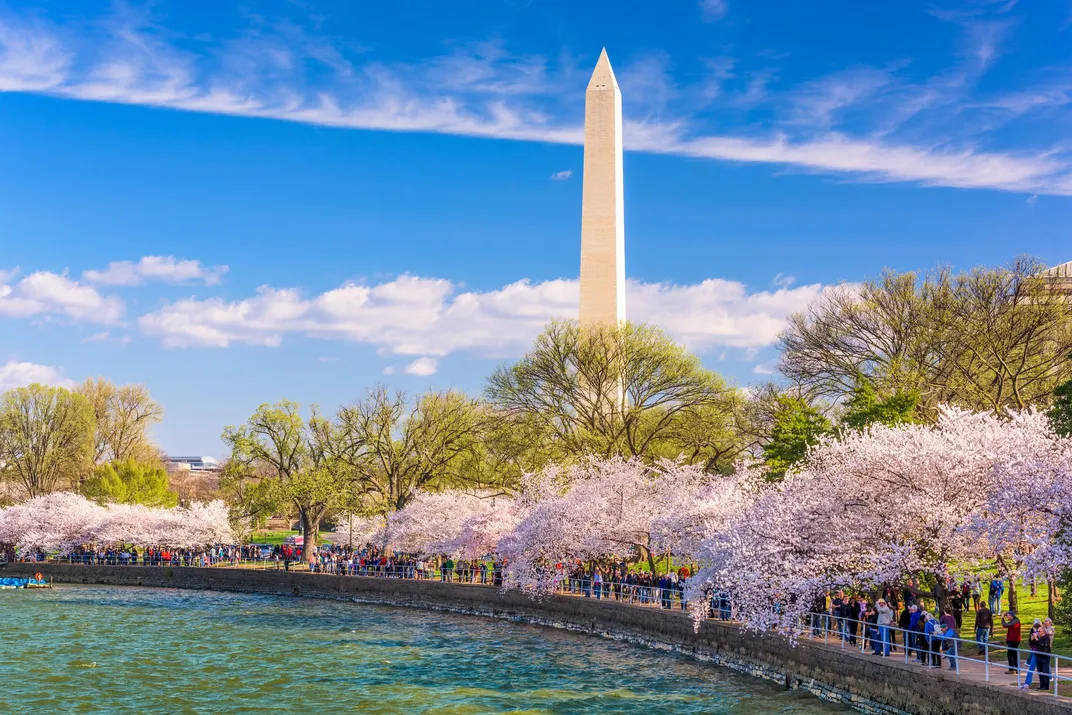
975, 602, 993, 655
1002, 611, 1021, 674
831, 591, 845, 640
1020, 619, 1043, 689
936, 622, 958, 670
875, 599, 893, 656
1035, 618, 1055, 691
907, 605, 923, 662
923, 612, 941, 668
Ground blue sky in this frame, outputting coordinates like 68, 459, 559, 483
0, 0, 1070, 455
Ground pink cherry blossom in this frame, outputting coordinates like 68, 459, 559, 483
0, 492, 234, 552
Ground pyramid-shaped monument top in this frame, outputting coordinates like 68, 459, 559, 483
587, 48, 619, 91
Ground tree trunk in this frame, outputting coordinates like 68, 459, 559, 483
933, 577, 949, 614
1008, 576, 1018, 614
301, 510, 320, 565
1049, 579, 1060, 620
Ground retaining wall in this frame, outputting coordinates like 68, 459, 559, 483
5, 562, 1067, 715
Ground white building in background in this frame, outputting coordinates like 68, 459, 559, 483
165, 456, 221, 473
1041, 260, 1072, 296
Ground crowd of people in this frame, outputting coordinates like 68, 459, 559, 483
303, 544, 506, 586
805, 580, 1057, 690
60, 545, 243, 567
556, 564, 690, 609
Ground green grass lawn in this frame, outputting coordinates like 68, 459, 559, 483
956, 581, 1067, 655
248, 529, 333, 546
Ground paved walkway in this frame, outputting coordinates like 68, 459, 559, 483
792, 628, 1067, 701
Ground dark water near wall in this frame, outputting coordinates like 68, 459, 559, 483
0, 586, 851, 714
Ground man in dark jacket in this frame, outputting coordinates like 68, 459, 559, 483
975, 604, 994, 655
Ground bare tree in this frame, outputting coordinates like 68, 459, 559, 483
77, 378, 164, 463
779, 258, 1072, 414
331, 387, 486, 513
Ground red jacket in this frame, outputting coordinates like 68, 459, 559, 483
1006, 621, 1022, 643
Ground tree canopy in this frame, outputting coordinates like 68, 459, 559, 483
329, 386, 488, 514
81, 458, 179, 508
0, 384, 95, 499
486, 321, 744, 473
761, 395, 831, 481
1049, 379, 1072, 438
779, 258, 1072, 415
221, 400, 346, 561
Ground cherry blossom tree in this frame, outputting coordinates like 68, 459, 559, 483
385, 491, 504, 556
442, 500, 522, 559
336, 514, 388, 549
981, 414, 1072, 589
0, 492, 105, 551
685, 407, 1071, 631
0, 492, 234, 552
499, 457, 717, 594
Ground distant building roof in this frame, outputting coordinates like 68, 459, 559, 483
1040, 261, 1072, 279
165, 456, 221, 471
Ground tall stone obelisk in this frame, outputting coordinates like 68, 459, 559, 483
579, 48, 625, 326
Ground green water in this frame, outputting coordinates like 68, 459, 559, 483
1, 586, 852, 714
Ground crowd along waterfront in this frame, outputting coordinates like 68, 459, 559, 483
0, 585, 851, 714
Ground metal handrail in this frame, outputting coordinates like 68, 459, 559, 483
801, 610, 1064, 697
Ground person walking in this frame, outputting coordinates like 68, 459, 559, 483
950, 588, 964, 629
988, 577, 1005, 614
975, 603, 993, 655
1002, 611, 1021, 675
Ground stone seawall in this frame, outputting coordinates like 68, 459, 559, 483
7, 563, 1068, 715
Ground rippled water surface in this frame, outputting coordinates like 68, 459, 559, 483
1, 586, 852, 713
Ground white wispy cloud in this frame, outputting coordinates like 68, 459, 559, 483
700, 0, 730, 22
0, 360, 75, 390
752, 359, 778, 376
83, 256, 229, 286
136, 273, 825, 358
404, 357, 439, 376
771, 272, 796, 289
550, 169, 572, 180
0, 269, 124, 323
0, 6, 1068, 195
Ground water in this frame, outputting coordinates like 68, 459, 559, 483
0, 586, 852, 714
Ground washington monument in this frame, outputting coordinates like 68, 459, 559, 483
579, 48, 625, 326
